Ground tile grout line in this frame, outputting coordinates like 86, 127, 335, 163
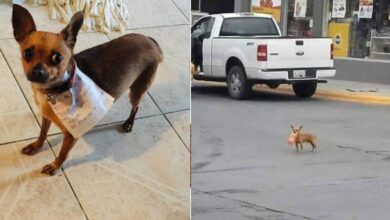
0, 50, 45, 133
169, 0, 190, 22
0, 50, 41, 126
164, 108, 190, 115
0, 136, 40, 147
62, 172, 90, 220
0, 50, 90, 220
147, 92, 190, 153
103, 32, 112, 42
91, 113, 164, 129
45, 138, 91, 220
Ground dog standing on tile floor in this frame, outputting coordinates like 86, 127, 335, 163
12, 4, 163, 175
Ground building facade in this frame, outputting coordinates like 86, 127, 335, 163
192, 0, 390, 84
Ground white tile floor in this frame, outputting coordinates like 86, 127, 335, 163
0, 1, 190, 219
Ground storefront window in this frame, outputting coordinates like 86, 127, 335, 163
287, 0, 314, 37
370, 0, 390, 59
327, 0, 390, 59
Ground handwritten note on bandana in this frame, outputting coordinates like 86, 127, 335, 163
48, 66, 114, 138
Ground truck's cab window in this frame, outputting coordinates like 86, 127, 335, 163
220, 17, 279, 36
192, 17, 215, 39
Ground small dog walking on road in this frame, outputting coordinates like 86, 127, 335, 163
12, 5, 163, 175
288, 125, 318, 152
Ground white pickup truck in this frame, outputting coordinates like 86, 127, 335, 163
191, 13, 336, 99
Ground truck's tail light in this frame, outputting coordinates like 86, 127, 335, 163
331, 43, 334, 60
257, 45, 267, 61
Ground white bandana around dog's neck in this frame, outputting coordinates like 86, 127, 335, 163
48, 65, 114, 138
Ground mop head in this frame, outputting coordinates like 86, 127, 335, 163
14, 0, 129, 33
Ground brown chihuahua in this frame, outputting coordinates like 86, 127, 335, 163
12, 4, 163, 175
288, 125, 318, 152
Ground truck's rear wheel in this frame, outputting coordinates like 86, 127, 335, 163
227, 65, 251, 99
292, 82, 317, 98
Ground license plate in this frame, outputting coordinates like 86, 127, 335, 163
293, 70, 306, 78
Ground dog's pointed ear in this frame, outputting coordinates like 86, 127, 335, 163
290, 125, 294, 130
299, 126, 303, 130
12, 4, 36, 42
60, 11, 84, 48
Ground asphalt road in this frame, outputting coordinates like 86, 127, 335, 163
191, 82, 390, 220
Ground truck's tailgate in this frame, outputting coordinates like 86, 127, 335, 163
264, 38, 333, 69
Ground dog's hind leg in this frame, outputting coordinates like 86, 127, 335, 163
310, 142, 317, 152
122, 64, 158, 133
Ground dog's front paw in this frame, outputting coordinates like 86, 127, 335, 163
21, 143, 40, 155
122, 122, 133, 133
41, 162, 59, 176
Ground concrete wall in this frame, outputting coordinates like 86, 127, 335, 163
334, 58, 390, 84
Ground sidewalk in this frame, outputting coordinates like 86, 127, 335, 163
0, 1, 189, 219
268, 79, 390, 105
319, 79, 390, 96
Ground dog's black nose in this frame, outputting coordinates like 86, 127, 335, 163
34, 68, 45, 77
28, 63, 49, 83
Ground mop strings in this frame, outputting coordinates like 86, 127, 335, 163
29, 0, 129, 33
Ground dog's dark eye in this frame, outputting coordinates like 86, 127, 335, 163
23, 48, 34, 61
50, 52, 63, 65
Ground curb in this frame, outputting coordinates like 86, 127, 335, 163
269, 85, 390, 105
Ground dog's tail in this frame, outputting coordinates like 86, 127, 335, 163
148, 37, 163, 62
